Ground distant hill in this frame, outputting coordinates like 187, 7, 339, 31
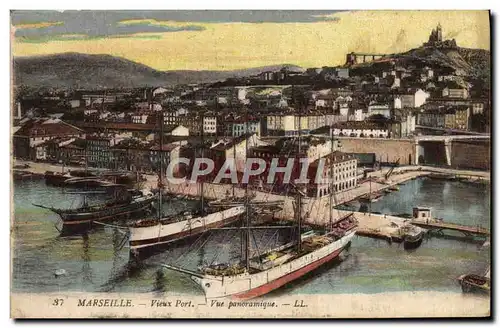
13, 53, 304, 89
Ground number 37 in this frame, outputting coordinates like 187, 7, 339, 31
52, 299, 64, 306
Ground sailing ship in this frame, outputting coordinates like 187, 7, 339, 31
160, 102, 358, 300
33, 185, 156, 235
128, 113, 256, 259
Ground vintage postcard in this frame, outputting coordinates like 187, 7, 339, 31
10, 10, 491, 318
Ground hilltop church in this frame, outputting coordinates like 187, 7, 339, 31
423, 24, 457, 48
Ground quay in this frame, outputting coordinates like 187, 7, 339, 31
411, 219, 490, 238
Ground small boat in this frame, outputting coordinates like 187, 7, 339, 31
402, 225, 425, 250
63, 177, 113, 189
388, 185, 399, 191
458, 270, 490, 294
359, 192, 383, 203
13, 170, 40, 181
13, 163, 30, 169
44, 170, 72, 186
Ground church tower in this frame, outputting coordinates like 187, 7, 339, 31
436, 23, 443, 42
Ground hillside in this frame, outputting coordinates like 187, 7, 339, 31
13, 53, 303, 89
398, 46, 490, 75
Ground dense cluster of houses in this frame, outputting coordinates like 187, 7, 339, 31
12, 26, 489, 193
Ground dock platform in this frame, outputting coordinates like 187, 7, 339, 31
411, 219, 489, 238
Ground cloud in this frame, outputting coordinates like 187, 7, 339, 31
13, 21, 64, 29
16, 33, 164, 44
12, 11, 206, 42
11, 10, 341, 43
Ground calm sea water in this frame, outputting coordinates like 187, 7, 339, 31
12, 178, 490, 295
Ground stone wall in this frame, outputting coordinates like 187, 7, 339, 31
338, 137, 416, 165
451, 140, 490, 171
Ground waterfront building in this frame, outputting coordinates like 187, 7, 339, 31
86, 133, 131, 169
149, 142, 182, 176
13, 119, 85, 160
110, 138, 154, 172
308, 151, 358, 197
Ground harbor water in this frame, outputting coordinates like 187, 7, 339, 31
12, 177, 490, 296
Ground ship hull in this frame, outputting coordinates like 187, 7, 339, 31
129, 206, 246, 259
45, 171, 70, 186
191, 230, 356, 300
403, 236, 424, 250
58, 196, 155, 235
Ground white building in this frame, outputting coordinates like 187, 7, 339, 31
132, 114, 149, 124
400, 89, 430, 108
442, 87, 469, 99
165, 125, 189, 137
203, 116, 217, 135
332, 121, 390, 138
368, 103, 391, 119
229, 121, 261, 137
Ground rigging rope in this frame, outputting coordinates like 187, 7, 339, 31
93, 220, 129, 232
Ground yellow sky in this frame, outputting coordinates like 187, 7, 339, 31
12, 11, 490, 71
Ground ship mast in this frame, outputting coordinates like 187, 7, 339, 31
329, 127, 334, 231
244, 106, 251, 271
200, 113, 205, 216
296, 87, 302, 253
158, 111, 164, 222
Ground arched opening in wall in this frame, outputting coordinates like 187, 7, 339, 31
418, 155, 425, 165
339, 132, 344, 136
360, 133, 365, 138
369, 134, 373, 138
350, 133, 356, 137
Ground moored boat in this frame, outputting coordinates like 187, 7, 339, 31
402, 225, 425, 250
359, 192, 383, 203
128, 205, 246, 258
458, 271, 490, 294
44, 170, 72, 186
33, 187, 156, 235
163, 212, 357, 300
